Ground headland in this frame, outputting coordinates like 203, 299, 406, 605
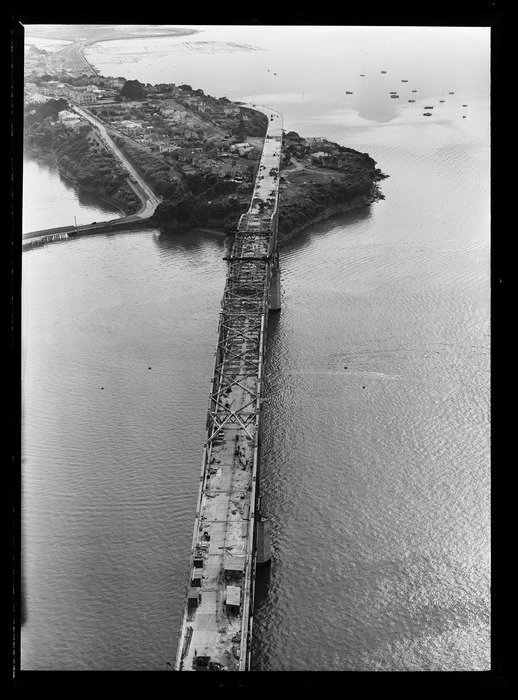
23, 33, 387, 245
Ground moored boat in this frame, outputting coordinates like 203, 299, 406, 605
423, 112, 432, 116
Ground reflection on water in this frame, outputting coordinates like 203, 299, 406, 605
23, 157, 123, 233
22, 25, 489, 672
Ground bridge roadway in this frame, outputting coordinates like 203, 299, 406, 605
174, 105, 282, 672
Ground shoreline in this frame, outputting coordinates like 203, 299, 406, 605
277, 194, 380, 246
23, 196, 379, 248
82, 28, 201, 47
25, 26, 201, 46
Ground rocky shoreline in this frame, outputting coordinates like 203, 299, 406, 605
277, 190, 383, 246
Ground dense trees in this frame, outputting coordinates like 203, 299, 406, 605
153, 192, 247, 233
24, 98, 69, 126
120, 79, 147, 100
50, 127, 140, 213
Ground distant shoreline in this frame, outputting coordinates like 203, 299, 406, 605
83, 28, 202, 48
24, 26, 202, 47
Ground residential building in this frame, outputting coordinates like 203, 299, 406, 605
58, 109, 82, 128
310, 151, 330, 165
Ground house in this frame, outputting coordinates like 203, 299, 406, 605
161, 108, 187, 123
180, 164, 199, 177
310, 151, 329, 164
223, 106, 240, 116
62, 85, 97, 104
172, 111, 188, 123
158, 143, 180, 153
306, 136, 328, 146
58, 109, 82, 128
230, 142, 253, 157
119, 119, 143, 132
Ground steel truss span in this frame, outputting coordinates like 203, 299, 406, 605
175, 107, 283, 672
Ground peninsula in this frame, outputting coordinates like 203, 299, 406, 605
23, 37, 387, 245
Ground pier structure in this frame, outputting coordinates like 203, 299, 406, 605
175, 106, 283, 672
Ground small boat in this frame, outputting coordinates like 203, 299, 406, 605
439, 99, 445, 103
462, 115, 467, 118
346, 91, 353, 94
462, 104, 468, 107
381, 70, 387, 74
423, 112, 432, 116
449, 91, 454, 94
401, 79, 408, 82
390, 94, 399, 98
424, 105, 434, 109
412, 89, 417, 93
408, 99, 415, 103
389, 91, 397, 94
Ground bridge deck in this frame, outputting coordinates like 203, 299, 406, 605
175, 106, 282, 672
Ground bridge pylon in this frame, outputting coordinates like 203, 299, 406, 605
269, 260, 281, 312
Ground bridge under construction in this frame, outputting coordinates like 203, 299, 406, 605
175, 106, 283, 672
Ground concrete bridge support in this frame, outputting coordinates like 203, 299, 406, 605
269, 263, 281, 312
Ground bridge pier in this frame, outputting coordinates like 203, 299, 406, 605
269, 263, 281, 312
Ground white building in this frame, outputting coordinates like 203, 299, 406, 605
58, 109, 82, 128
230, 142, 253, 156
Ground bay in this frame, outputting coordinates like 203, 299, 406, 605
21, 25, 490, 671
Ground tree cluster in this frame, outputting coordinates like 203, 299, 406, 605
52, 127, 140, 213
24, 98, 69, 127
120, 79, 147, 100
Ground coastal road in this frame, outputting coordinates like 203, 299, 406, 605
73, 105, 162, 219
23, 107, 163, 243
50, 42, 97, 77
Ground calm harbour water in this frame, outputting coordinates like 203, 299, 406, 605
21, 25, 490, 671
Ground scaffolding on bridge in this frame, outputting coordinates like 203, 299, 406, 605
175, 107, 282, 673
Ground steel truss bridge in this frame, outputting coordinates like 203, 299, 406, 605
175, 106, 283, 672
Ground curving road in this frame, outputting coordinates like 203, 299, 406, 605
73, 105, 162, 218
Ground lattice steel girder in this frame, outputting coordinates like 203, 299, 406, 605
224, 293, 265, 307
214, 355, 260, 376
217, 376, 260, 401
220, 317, 262, 336
217, 330, 261, 354
206, 410, 256, 443
210, 395, 258, 423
